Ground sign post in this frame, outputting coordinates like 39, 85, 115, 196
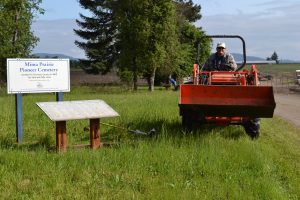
7, 58, 70, 142
15, 93, 23, 142
56, 92, 64, 102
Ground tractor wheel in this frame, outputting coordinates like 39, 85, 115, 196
182, 115, 205, 131
182, 115, 197, 131
243, 118, 261, 139
182, 115, 191, 129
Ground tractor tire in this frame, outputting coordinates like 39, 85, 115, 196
182, 115, 200, 131
182, 115, 205, 131
182, 115, 193, 130
243, 118, 261, 139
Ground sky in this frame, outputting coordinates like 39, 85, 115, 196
32, 0, 300, 61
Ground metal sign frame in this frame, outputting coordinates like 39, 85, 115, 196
7, 58, 69, 142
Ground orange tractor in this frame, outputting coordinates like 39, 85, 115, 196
179, 35, 276, 138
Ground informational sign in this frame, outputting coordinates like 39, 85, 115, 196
7, 58, 70, 94
37, 100, 120, 121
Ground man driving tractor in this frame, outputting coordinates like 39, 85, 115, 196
179, 35, 275, 139
203, 42, 237, 72
203, 42, 260, 138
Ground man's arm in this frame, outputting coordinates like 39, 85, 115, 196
226, 54, 237, 71
202, 54, 214, 71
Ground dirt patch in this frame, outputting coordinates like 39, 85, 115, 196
70, 71, 147, 86
260, 76, 300, 130
70, 71, 121, 85
274, 92, 300, 130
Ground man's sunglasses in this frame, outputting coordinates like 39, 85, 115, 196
217, 47, 225, 50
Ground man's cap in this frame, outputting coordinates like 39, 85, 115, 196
217, 42, 226, 49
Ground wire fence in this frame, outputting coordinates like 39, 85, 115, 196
260, 71, 299, 93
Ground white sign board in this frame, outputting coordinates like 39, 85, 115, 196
37, 100, 120, 121
7, 58, 70, 94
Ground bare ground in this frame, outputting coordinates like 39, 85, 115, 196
261, 78, 300, 130
70, 71, 121, 85
274, 92, 300, 130
70, 71, 147, 85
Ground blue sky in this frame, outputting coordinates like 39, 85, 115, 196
37, 0, 88, 20
32, 0, 300, 61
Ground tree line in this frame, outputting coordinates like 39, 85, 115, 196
267, 51, 279, 64
74, 0, 211, 91
0, 0, 211, 90
0, 0, 43, 83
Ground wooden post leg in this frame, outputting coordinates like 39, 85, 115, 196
56, 121, 67, 152
90, 118, 100, 149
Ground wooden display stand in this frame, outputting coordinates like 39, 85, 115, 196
55, 118, 100, 152
37, 100, 119, 152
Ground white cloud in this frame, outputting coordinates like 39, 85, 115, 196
251, 0, 290, 7
32, 1, 300, 61
197, 2, 300, 61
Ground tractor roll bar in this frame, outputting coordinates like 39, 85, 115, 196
198, 35, 247, 71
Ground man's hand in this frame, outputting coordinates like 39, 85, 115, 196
219, 64, 232, 71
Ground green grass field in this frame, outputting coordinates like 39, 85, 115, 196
0, 86, 299, 199
248, 63, 299, 74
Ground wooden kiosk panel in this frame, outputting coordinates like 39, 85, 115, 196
37, 100, 119, 152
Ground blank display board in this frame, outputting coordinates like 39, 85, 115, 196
37, 100, 119, 121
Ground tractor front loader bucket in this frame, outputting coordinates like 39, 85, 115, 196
179, 85, 276, 118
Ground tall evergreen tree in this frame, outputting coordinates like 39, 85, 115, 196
74, 0, 118, 74
0, 0, 43, 82
271, 51, 279, 64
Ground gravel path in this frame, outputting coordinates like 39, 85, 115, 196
274, 93, 300, 130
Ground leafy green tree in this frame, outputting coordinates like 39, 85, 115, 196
74, 0, 118, 74
176, 23, 211, 78
144, 1, 179, 91
113, 1, 147, 90
116, 0, 179, 91
173, 0, 211, 80
0, 0, 43, 82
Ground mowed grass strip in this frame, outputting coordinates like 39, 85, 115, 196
0, 86, 299, 199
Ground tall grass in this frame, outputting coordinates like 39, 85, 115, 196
0, 86, 299, 199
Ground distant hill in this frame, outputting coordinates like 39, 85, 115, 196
232, 53, 299, 63
232, 53, 265, 62
31, 53, 78, 60
279, 59, 300, 64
